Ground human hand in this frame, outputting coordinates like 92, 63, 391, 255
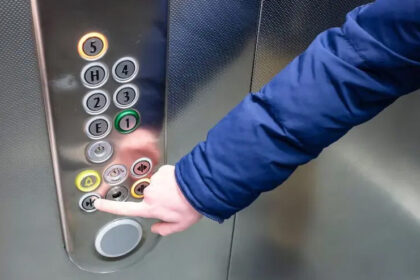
94, 165, 202, 236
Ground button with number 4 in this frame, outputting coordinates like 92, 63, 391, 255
113, 84, 140, 109
114, 109, 141, 134
78, 32, 108, 61
112, 57, 139, 83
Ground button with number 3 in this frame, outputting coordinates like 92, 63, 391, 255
78, 32, 108, 61
113, 84, 140, 109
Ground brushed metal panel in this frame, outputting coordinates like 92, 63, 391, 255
229, 1, 420, 279
0, 0, 260, 278
32, 0, 167, 272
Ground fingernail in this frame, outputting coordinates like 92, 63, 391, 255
93, 199, 101, 208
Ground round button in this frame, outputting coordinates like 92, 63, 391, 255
131, 157, 152, 178
131, 178, 150, 199
81, 62, 109, 89
114, 109, 141, 134
113, 84, 140, 109
78, 32, 108, 61
95, 219, 142, 258
105, 185, 129, 202
85, 116, 111, 140
86, 140, 113, 164
82, 90, 110, 115
79, 193, 101, 213
112, 57, 139, 83
103, 164, 128, 186
75, 170, 101, 192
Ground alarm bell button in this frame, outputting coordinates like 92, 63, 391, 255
75, 170, 101, 192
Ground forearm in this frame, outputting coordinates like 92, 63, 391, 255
176, 0, 420, 222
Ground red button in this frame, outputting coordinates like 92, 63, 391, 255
131, 158, 152, 178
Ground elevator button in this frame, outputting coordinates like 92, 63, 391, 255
114, 109, 140, 134
113, 84, 139, 109
79, 193, 101, 213
112, 57, 139, 83
83, 90, 110, 115
81, 62, 109, 89
78, 32, 108, 61
75, 170, 101, 192
131, 178, 150, 199
106, 185, 129, 202
95, 219, 142, 258
131, 157, 152, 178
103, 164, 128, 186
85, 116, 111, 140
86, 140, 113, 164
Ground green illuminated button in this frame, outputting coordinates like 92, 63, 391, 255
114, 109, 140, 134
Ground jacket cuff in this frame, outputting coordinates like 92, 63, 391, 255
175, 149, 236, 223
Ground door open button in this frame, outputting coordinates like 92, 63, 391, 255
131, 178, 150, 199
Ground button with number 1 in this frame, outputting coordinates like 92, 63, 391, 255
114, 109, 141, 134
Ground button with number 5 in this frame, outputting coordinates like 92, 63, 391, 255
113, 84, 140, 109
78, 32, 108, 61
83, 90, 110, 115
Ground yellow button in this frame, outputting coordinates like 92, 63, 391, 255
78, 32, 108, 61
75, 170, 101, 192
131, 178, 151, 199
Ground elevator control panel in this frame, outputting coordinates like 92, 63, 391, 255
32, 0, 167, 273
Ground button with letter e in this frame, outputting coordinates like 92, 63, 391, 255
85, 115, 112, 140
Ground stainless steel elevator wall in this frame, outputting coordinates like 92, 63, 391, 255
0, 0, 260, 279
229, 1, 420, 279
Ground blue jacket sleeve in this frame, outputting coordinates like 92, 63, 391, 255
175, 0, 420, 222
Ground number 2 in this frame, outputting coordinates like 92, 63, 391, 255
93, 97, 101, 108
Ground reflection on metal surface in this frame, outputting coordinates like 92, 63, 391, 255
229, 0, 420, 279
31, 0, 167, 273
1, 0, 259, 279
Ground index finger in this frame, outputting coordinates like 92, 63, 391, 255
94, 199, 153, 218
